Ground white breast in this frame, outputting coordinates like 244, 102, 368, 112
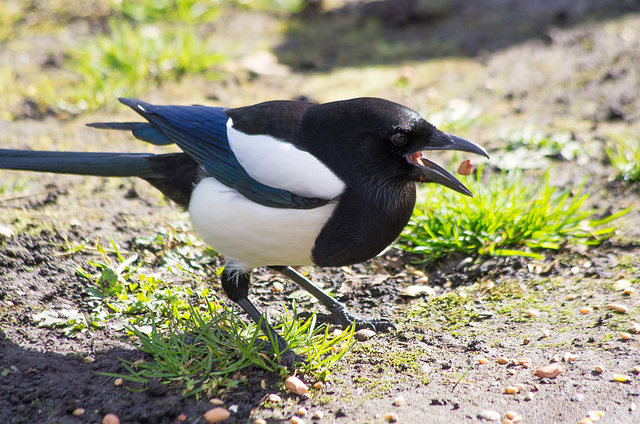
189, 177, 337, 271
226, 118, 345, 199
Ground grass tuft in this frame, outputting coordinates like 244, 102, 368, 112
606, 136, 640, 182
398, 168, 631, 263
33, 239, 353, 395
41, 19, 225, 113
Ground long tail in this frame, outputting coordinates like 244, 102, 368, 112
0, 149, 198, 208
0, 149, 156, 177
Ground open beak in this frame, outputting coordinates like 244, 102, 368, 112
406, 133, 489, 197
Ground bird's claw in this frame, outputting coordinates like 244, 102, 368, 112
299, 308, 396, 333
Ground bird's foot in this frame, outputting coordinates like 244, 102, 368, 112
300, 304, 396, 332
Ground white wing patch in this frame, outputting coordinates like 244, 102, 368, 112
226, 118, 345, 199
189, 177, 337, 270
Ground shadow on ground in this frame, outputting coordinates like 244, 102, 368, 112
275, 0, 639, 71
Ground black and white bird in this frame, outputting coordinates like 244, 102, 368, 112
0, 97, 488, 363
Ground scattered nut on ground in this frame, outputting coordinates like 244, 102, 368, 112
210, 398, 224, 405
384, 412, 399, 422
394, 395, 405, 406
114, 378, 123, 386
497, 357, 509, 364
312, 410, 325, 419
478, 357, 489, 364
204, 407, 230, 423
72, 408, 85, 416
526, 309, 540, 317
285, 376, 308, 396
580, 307, 591, 315
621, 332, 633, 340
297, 407, 308, 416
268, 394, 282, 403
273, 282, 284, 292
313, 381, 324, 390
631, 322, 640, 334
84, 356, 95, 363
633, 366, 640, 374
534, 363, 563, 379
517, 357, 530, 365
541, 329, 551, 338
515, 383, 526, 392
594, 365, 605, 374
290, 417, 305, 424
254, 419, 267, 424
102, 413, 120, 424
605, 303, 628, 313
504, 386, 519, 394
613, 374, 630, 383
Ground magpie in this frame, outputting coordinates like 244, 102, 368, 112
0, 97, 488, 363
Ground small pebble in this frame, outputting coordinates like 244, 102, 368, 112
630, 322, 640, 334
273, 282, 284, 292
594, 365, 605, 374
478, 409, 501, 421
400, 285, 434, 297
613, 374, 630, 383
114, 378, 123, 386
605, 303, 628, 314
613, 279, 631, 291
571, 393, 585, 402
504, 386, 519, 394
285, 376, 308, 396
587, 410, 605, 421
298, 407, 308, 416
290, 417, 305, 424
580, 307, 591, 315
102, 413, 120, 424
542, 329, 551, 338
72, 408, 85, 416
631, 402, 637, 412
354, 329, 376, 342
268, 394, 282, 403
204, 408, 230, 423
534, 363, 563, 379
312, 410, 325, 419
515, 383, 526, 392
313, 381, 324, 390
524, 392, 534, 401
228, 405, 238, 414
571, 266, 581, 274
384, 412, 399, 422
526, 309, 540, 317
478, 357, 489, 364
394, 395, 405, 406
563, 352, 578, 363
210, 398, 224, 405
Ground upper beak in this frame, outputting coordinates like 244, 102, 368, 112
422, 133, 490, 158
406, 133, 489, 197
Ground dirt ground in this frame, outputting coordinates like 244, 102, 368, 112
1, 1, 640, 423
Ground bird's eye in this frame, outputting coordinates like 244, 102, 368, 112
390, 131, 408, 146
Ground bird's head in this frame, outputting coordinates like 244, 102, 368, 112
306, 98, 489, 196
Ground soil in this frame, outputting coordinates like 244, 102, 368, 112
1, 1, 640, 423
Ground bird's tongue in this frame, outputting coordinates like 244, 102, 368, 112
411, 151, 427, 167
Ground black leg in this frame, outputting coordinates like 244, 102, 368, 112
269, 266, 396, 332
221, 268, 304, 367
